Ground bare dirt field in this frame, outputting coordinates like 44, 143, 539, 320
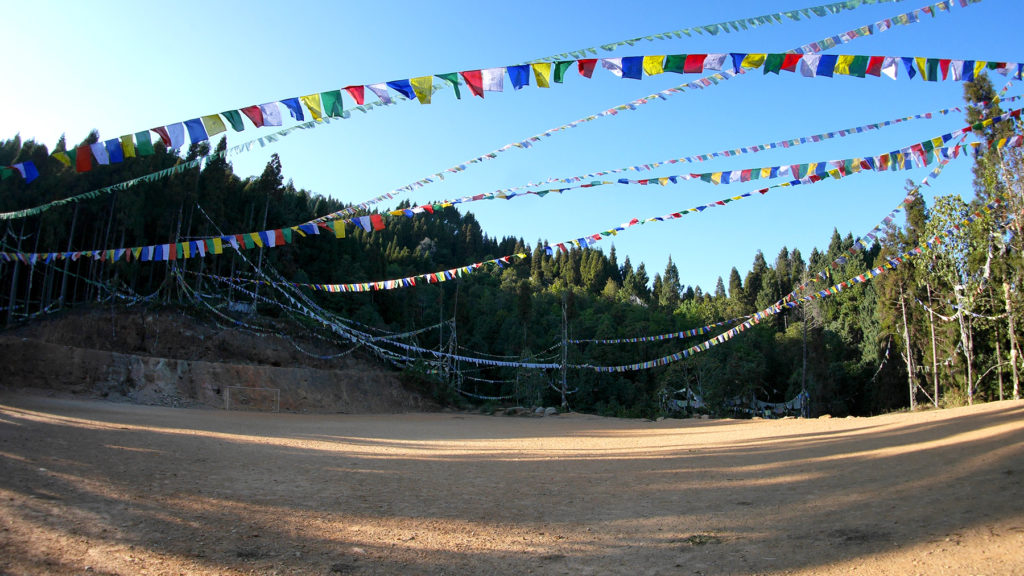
1, 393, 1023, 576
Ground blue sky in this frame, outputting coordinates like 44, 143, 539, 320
2, 0, 1021, 292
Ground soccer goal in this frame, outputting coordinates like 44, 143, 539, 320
224, 386, 281, 412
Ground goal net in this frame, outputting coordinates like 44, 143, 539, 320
224, 386, 281, 412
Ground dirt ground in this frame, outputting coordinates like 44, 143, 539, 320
1, 393, 1023, 576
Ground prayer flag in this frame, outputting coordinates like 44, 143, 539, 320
577, 59, 597, 78
683, 54, 705, 73
367, 83, 393, 104
436, 73, 461, 99
184, 118, 208, 143
332, 220, 346, 238
90, 141, 110, 165
409, 77, 433, 103
782, 53, 802, 72
104, 139, 123, 163
165, 123, 185, 148
865, 55, 884, 76
600, 58, 623, 77
119, 135, 136, 158
385, 80, 416, 100
221, 110, 245, 132
799, 54, 821, 77
299, 94, 323, 121
663, 54, 686, 74
816, 54, 838, 77
320, 90, 345, 117
532, 63, 552, 87
642, 55, 665, 75
240, 105, 264, 127
281, 97, 305, 121
344, 85, 365, 105
881, 56, 899, 80
835, 54, 855, 75
12, 162, 38, 183
460, 70, 484, 97
201, 114, 227, 136
763, 53, 784, 74
260, 102, 283, 126
507, 65, 530, 89
703, 53, 727, 71
740, 53, 766, 69
553, 61, 574, 82
621, 56, 643, 79
135, 131, 154, 155
152, 126, 171, 147
482, 68, 504, 91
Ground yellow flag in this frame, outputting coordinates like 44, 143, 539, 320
201, 114, 227, 136
181, 242, 191, 259
410, 76, 433, 104
642, 56, 665, 76
741, 53, 766, 69
835, 55, 855, 75
299, 94, 323, 121
760, 167, 772, 179
212, 238, 223, 255
332, 220, 346, 239
120, 135, 136, 158
915, 57, 928, 81
711, 172, 722, 185
52, 152, 71, 167
974, 60, 987, 79
532, 63, 552, 88
250, 232, 264, 248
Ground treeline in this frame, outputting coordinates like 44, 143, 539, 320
0, 77, 1020, 417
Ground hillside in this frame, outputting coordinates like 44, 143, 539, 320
0, 306, 435, 414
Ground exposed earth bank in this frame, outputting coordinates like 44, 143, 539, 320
0, 307, 434, 413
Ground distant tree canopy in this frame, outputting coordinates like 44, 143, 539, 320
1, 75, 1021, 417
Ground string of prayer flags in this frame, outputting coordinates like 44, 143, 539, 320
569, 314, 752, 344
381, 108, 1020, 220
521, 0, 967, 64
585, 195, 1003, 372
208, 254, 528, 294
44, 0, 971, 184
1, 161, 38, 183
307, 0, 983, 226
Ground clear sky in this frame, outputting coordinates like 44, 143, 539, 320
2, 0, 1021, 292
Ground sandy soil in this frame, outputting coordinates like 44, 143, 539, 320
1, 393, 1022, 576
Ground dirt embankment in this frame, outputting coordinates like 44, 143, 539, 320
0, 307, 434, 413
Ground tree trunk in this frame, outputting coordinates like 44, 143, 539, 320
1006, 282, 1020, 400
900, 290, 917, 411
926, 283, 940, 407
955, 292, 975, 405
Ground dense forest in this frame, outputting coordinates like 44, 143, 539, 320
1, 76, 1021, 418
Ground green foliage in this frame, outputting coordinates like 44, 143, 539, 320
2, 77, 1021, 417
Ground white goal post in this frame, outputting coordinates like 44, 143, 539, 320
224, 386, 281, 412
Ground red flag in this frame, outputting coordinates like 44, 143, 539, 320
460, 70, 484, 98
370, 214, 385, 231
274, 229, 285, 245
344, 85, 365, 105
577, 59, 597, 78
75, 144, 92, 173
240, 106, 264, 128
151, 126, 171, 147
683, 54, 706, 73
782, 54, 802, 72
939, 59, 951, 80
865, 56, 885, 77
